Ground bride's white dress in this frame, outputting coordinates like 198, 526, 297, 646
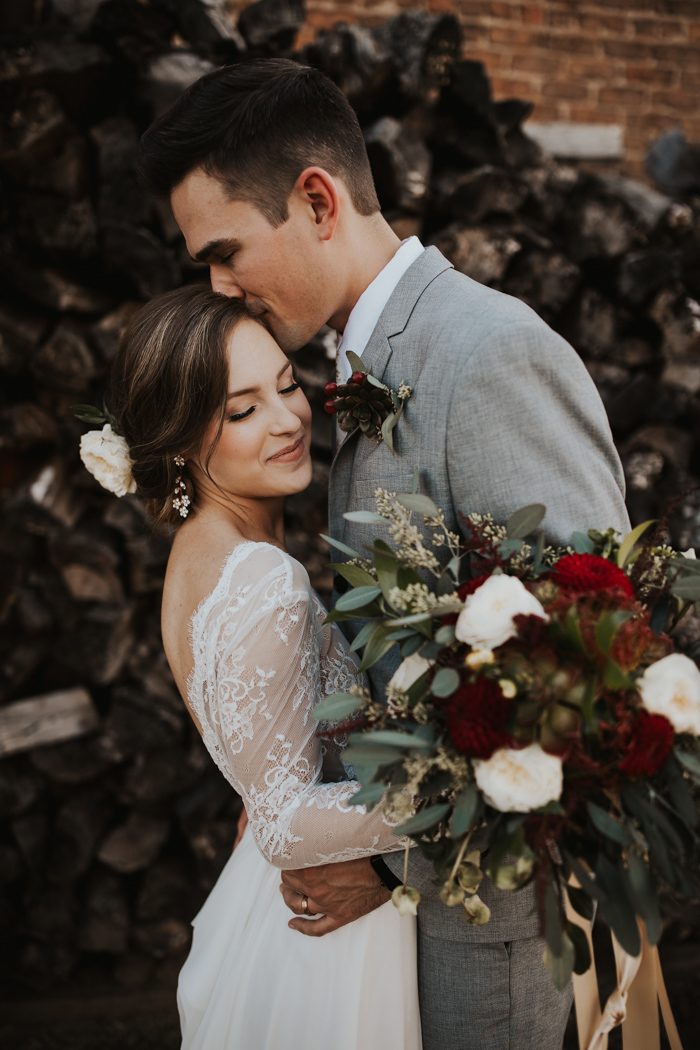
177, 541, 422, 1050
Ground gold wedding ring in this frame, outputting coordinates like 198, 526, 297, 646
301, 894, 309, 915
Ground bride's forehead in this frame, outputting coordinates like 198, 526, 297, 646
226, 322, 288, 376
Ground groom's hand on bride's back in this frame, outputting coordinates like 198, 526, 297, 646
280, 859, 390, 937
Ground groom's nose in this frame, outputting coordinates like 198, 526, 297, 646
210, 266, 245, 299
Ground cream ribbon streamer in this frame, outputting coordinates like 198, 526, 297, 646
565, 888, 684, 1050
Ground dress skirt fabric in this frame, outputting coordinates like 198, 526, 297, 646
178, 828, 423, 1050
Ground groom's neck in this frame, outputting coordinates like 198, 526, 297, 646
327, 214, 401, 334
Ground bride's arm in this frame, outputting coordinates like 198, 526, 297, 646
201, 546, 404, 870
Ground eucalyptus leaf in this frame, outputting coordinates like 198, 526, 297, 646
602, 659, 632, 691
499, 539, 524, 558
342, 743, 405, 766
359, 632, 396, 673
664, 756, 697, 829
345, 350, 365, 374
401, 635, 425, 658
543, 933, 575, 991
396, 492, 440, 517
343, 511, 387, 525
595, 610, 633, 655
350, 621, 379, 652
571, 531, 595, 554
587, 801, 631, 846
375, 550, 399, 601
349, 782, 387, 807
361, 729, 434, 751
320, 534, 362, 559
544, 880, 563, 957
676, 749, 700, 779
616, 520, 655, 569
381, 412, 397, 452
435, 624, 456, 645
596, 857, 641, 957
627, 852, 662, 945
366, 372, 390, 391
335, 585, 382, 612
331, 561, 377, 588
670, 577, 700, 601
450, 784, 479, 837
312, 692, 365, 723
431, 667, 460, 698
506, 503, 546, 539
397, 802, 451, 836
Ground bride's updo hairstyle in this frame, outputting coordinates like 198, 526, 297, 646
110, 284, 249, 526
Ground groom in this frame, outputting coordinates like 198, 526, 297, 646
139, 58, 629, 1049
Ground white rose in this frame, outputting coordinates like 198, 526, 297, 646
638, 653, 700, 736
388, 652, 432, 692
80, 424, 137, 498
455, 574, 549, 650
473, 744, 563, 813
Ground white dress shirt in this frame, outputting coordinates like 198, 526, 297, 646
336, 236, 425, 384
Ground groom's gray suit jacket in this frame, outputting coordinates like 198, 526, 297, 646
328, 246, 630, 946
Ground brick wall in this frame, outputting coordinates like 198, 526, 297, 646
236, 0, 700, 180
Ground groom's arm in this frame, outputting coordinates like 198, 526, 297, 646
445, 316, 629, 540
279, 858, 392, 936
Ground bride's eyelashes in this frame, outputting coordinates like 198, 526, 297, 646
226, 379, 301, 423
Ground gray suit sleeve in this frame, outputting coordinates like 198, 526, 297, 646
445, 318, 630, 543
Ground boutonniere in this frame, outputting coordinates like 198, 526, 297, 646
323, 351, 412, 453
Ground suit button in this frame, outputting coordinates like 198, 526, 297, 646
333, 573, 350, 595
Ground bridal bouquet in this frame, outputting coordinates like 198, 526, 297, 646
314, 491, 700, 987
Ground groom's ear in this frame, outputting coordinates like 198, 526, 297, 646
294, 167, 340, 241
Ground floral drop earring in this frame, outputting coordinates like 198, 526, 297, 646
172, 455, 191, 518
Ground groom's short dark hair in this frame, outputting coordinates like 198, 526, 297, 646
138, 58, 380, 226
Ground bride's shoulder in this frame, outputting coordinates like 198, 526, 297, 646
166, 524, 310, 617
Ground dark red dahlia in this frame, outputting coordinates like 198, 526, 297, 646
552, 553, 635, 599
618, 710, 674, 778
446, 677, 513, 759
458, 574, 491, 601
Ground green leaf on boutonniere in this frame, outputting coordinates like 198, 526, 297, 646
345, 350, 366, 374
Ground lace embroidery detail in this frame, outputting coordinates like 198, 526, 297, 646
187, 542, 403, 869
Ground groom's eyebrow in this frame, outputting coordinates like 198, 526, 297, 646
192, 237, 240, 263
227, 363, 292, 399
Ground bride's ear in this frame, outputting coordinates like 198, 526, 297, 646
294, 167, 340, 241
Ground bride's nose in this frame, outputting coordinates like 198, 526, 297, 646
269, 400, 303, 434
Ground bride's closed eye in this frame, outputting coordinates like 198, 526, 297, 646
227, 378, 301, 423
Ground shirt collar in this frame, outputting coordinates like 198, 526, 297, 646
337, 236, 425, 380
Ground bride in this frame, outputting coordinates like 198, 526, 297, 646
104, 284, 422, 1050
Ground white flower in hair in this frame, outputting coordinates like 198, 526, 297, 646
80, 424, 137, 498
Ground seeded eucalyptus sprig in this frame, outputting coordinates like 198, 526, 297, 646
324, 351, 412, 452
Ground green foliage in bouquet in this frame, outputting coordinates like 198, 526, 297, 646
315, 490, 700, 987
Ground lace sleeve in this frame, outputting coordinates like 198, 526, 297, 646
188, 543, 403, 869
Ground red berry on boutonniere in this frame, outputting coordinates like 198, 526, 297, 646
324, 399, 338, 414
324, 381, 338, 397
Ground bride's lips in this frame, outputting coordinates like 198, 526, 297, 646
268, 436, 305, 463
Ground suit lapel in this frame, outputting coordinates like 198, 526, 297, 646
328, 247, 454, 541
